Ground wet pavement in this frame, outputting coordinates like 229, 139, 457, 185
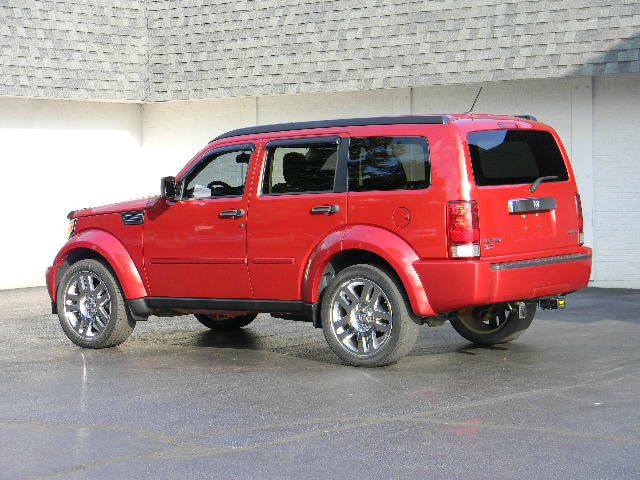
0, 286, 638, 479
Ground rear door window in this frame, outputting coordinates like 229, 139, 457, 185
262, 141, 338, 195
467, 130, 568, 186
348, 136, 430, 192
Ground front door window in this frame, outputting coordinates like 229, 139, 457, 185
183, 149, 252, 199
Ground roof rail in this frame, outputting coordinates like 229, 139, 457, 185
514, 114, 538, 121
211, 115, 449, 142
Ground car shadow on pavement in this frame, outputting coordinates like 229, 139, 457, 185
182, 318, 527, 366
194, 329, 261, 350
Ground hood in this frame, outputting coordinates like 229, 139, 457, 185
70, 196, 156, 218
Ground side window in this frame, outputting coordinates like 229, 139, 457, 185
262, 142, 338, 195
348, 136, 430, 192
183, 148, 252, 199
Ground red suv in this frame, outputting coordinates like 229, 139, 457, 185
47, 115, 592, 366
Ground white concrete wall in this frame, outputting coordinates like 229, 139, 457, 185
0, 98, 145, 289
592, 75, 640, 288
141, 97, 257, 175
2, 75, 639, 290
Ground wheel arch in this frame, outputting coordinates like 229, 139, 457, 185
302, 225, 435, 317
53, 229, 148, 301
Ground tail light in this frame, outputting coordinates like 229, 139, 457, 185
575, 193, 584, 245
447, 200, 480, 258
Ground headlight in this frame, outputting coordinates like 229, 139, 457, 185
67, 218, 77, 239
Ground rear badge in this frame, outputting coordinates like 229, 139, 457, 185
482, 237, 502, 249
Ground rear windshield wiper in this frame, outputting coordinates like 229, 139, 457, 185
530, 175, 559, 192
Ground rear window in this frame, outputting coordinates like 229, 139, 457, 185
467, 130, 568, 186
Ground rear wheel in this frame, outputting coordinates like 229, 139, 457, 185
321, 264, 419, 367
57, 259, 135, 348
450, 302, 536, 345
194, 313, 257, 331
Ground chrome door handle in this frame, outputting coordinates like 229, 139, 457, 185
219, 208, 245, 219
311, 204, 340, 215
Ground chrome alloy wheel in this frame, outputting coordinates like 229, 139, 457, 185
63, 271, 112, 339
329, 278, 393, 356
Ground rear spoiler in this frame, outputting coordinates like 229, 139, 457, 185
514, 114, 538, 121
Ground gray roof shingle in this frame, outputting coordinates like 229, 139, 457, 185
1, 0, 638, 101
0, 0, 146, 100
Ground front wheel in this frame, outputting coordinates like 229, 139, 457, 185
57, 259, 135, 348
450, 302, 537, 345
321, 264, 419, 367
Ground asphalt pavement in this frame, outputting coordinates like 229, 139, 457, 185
0, 286, 638, 479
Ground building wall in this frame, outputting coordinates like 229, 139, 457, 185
592, 75, 640, 288
142, 75, 639, 289
0, 98, 144, 289
1, 75, 638, 290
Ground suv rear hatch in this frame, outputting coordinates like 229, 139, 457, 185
466, 128, 582, 259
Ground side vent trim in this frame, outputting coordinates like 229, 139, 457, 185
121, 210, 145, 225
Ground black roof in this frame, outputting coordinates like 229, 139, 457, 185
212, 115, 449, 141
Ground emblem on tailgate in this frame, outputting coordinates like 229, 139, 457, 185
482, 237, 503, 249
508, 197, 556, 213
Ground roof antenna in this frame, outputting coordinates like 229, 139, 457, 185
466, 86, 483, 114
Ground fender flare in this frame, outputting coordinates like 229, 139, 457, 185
302, 225, 435, 317
52, 229, 148, 300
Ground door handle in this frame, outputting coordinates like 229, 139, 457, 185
311, 204, 340, 215
219, 208, 245, 219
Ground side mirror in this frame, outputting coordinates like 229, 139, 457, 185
235, 152, 251, 164
160, 176, 177, 199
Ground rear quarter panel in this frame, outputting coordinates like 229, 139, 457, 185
345, 123, 466, 260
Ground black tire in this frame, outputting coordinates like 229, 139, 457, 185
56, 259, 135, 348
194, 313, 257, 331
321, 264, 420, 367
450, 302, 537, 346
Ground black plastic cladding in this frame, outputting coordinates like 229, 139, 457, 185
211, 115, 449, 142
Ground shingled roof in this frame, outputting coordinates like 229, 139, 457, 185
0, 0, 146, 101
1, 0, 639, 102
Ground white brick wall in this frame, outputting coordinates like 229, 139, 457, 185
592, 75, 640, 288
1, 76, 639, 289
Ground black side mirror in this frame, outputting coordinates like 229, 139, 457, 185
160, 176, 177, 199
235, 152, 251, 164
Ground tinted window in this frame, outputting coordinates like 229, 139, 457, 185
348, 137, 430, 192
183, 148, 252, 199
262, 143, 338, 195
467, 130, 568, 186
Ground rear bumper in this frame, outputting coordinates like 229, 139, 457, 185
414, 248, 592, 313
